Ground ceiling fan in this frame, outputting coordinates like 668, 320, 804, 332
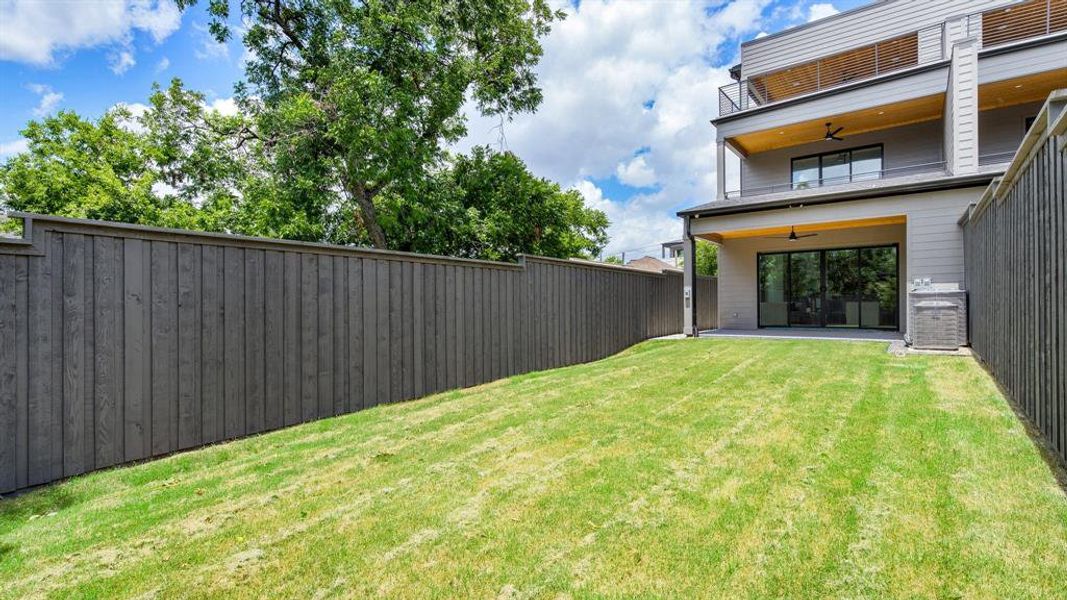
767, 226, 818, 242
824, 122, 845, 141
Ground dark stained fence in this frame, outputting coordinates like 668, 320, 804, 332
962, 96, 1066, 466
0, 214, 714, 493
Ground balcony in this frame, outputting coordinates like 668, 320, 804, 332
969, 0, 1067, 49
724, 161, 948, 201
718, 24, 944, 117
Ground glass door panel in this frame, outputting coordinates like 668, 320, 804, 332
859, 246, 898, 329
820, 152, 850, 186
825, 248, 860, 327
758, 253, 788, 326
788, 251, 821, 326
792, 157, 819, 190
851, 146, 883, 182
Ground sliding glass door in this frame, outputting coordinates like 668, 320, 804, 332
757, 245, 898, 329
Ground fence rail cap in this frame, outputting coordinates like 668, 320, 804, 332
2, 211, 530, 269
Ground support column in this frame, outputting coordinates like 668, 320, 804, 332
943, 17, 979, 175
682, 217, 698, 337
716, 140, 727, 201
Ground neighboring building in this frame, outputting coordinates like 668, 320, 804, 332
626, 255, 681, 273
678, 0, 1067, 338
661, 240, 685, 268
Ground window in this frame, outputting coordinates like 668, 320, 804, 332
1025, 115, 1037, 133
791, 145, 884, 190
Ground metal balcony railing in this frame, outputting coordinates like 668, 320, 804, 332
968, 0, 1067, 49
718, 24, 945, 117
723, 161, 948, 200
978, 151, 1017, 166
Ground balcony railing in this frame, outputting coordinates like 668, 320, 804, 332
979, 151, 1017, 166
723, 161, 948, 200
718, 24, 944, 116
968, 0, 1067, 49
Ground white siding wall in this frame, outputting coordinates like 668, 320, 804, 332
739, 120, 945, 194
690, 187, 984, 334
948, 37, 980, 173
739, 0, 1014, 78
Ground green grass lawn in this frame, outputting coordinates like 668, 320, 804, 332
2, 339, 1067, 599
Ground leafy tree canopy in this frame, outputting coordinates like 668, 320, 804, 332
180, 0, 566, 249
1, 1, 611, 262
394, 146, 608, 261
677, 240, 718, 277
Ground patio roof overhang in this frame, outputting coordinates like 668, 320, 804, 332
693, 215, 906, 245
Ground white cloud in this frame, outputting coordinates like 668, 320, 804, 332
615, 155, 657, 188
27, 84, 63, 117
574, 180, 682, 259
0, 0, 181, 66
456, 0, 769, 255
807, 3, 840, 22
109, 49, 136, 74
0, 139, 30, 158
208, 97, 239, 116
155, 56, 170, 73
193, 22, 229, 60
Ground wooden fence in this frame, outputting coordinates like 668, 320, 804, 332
0, 213, 716, 494
962, 93, 1066, 466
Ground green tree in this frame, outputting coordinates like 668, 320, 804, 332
0, 108, 169, 224
184, 0, 564, 249
0, 80, 259, 234
678, 240, 718, 277
394, 147, 607, 260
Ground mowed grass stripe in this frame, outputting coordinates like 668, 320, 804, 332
1, 339, 1066, 599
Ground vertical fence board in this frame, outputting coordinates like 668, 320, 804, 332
27, 243, 54, 485
282, 253, 301, 425
300, 254, 318, 421
348, 258, 364, 413
224, 247, 247, 438
264, 251, 284, 430
122, 238, 149, 461
201, 245, 224, 442
150, 242, 177, 456
0, 256, 20, 490
177, 244, 201, 450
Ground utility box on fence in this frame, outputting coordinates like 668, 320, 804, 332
907, 282, 967, 350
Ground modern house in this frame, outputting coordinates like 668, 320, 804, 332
679, 0, 1067, 338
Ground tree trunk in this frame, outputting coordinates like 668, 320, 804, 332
354, 190, 388, 249
343, 173, 388, 249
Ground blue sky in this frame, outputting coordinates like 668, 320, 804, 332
0, 0, 869, 256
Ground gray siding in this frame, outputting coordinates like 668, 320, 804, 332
979, 101, 1044, 160
0, 214, 716, 494
740, 120, 945, 195
977, 38, 1067, 84
740, 0, 1013, 78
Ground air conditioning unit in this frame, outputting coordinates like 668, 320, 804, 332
907, 283, 967, 350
